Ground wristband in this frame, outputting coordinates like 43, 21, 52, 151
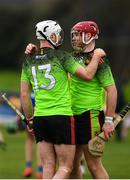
105, 116, 113, 123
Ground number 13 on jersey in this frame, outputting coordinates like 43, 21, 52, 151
32, 64, 56, 91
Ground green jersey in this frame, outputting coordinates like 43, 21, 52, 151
21, 48, 79, 116
70, 52, 115, 115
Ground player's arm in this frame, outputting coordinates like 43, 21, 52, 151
102, 84, 117, 139
74, 48, 106, 80
20, 80, 34, 133
25, 44, 105, 81
105, 84, 117, 117
20, 81, 33, 119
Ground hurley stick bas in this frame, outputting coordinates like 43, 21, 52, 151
1, 93, 28, 125
88, 102, 130, 157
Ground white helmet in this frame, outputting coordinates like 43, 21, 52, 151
35, 20, 64, 48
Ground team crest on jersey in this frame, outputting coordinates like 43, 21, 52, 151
35, 54, 47, 60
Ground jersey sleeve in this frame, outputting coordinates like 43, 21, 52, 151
21, 57, 30, 82
62, 53, 79, 74
96, 59, 115, 87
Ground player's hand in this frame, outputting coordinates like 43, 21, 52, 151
102, 121, 115, 140
94, 48, 106, 57
93, 48, 106, 64
99, 57, 104, 65
25, 43, 38, 55
86, 48, 105, 65
26, 117, 34, 135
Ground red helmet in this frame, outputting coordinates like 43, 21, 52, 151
71, 21, 99, 37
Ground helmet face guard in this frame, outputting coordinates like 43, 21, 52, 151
54, 28, 64, 46
71, 21, 99, 46
35, 20, 64, 48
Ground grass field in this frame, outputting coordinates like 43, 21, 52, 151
0, 127, 130, 179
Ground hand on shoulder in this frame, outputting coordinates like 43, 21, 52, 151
25, 43, 38, 55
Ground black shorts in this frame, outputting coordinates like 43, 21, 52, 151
74, 110, 105, 144
33, 115, 75, 145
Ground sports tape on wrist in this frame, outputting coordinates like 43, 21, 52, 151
105, 116, 113, 123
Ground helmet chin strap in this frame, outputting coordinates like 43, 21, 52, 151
82, 40, 95, 53
38, 31, 58, 49
82, 32, 98, 45
82, 32, 93, 45
72, 35, 96, 53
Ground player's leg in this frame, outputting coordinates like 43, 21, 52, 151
53, 144, 75, 179
38, 140, 56, 179
69, 112, 91, 179
35, 144, 43, 179
83, 110, 109, 179
23, 131, 34, 177
83, 144, 109, 179
69, 145, 84, 179
32, 116, 57, 178
33, 115, 75, 178
51, 115, 76, 178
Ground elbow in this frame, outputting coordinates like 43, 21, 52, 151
80, 76, 92, 81
84, 71, 95, 80
84, 74, 94, 81
20, 91, 29, 101
87, 76, 93, 81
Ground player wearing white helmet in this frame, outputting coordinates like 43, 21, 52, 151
69, 21, 117, 179
21, 20, 105, 179
35, 20, 64, 48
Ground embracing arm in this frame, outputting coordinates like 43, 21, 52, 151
74, 48, 105, 80
25, 44, 105, 81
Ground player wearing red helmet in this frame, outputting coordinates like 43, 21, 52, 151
69, 21, 117, 179
71, 21, 99, 47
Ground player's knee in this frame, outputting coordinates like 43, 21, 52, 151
87, 160, 99, 172
88, 164, 98, 173
59, 165, 73, 174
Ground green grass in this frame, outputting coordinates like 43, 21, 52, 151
0, 127, 130, 179
102, 139, 130, 179
0, 127, 37, 179
0, 70, 20, 92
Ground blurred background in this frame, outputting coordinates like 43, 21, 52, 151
0, 0, 130, 99
0, 0, 130, 179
